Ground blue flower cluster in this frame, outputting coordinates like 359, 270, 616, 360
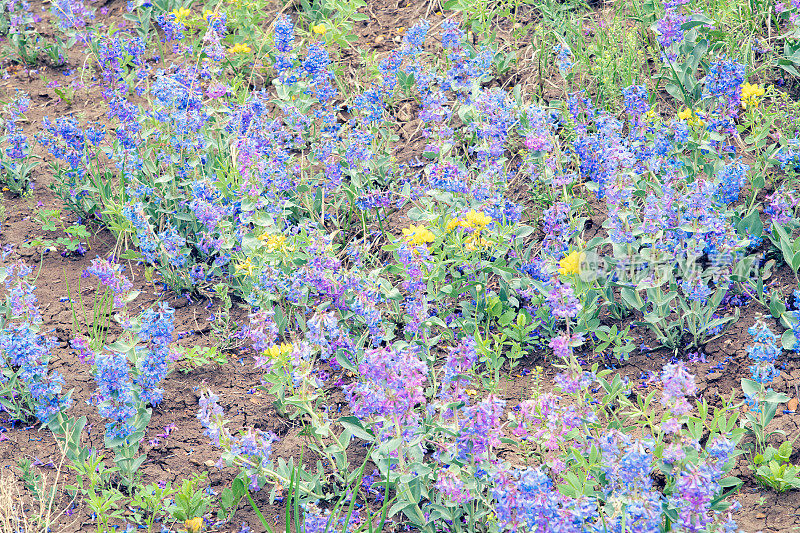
134, 302, 175, 406
91, 304, 176, 439
0, 263, 70, 424
0, 323, 71, 424
94, 350, 138, 440
746, 320, 781, 384
716, 160, 748, 205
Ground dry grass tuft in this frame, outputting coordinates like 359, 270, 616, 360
0, 451, 79, 533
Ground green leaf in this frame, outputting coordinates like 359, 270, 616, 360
620, 287, 644, 310
388, 500, 420, 519
498, 310, 515, 327
779, 440, 793, 460
770, 292, 787, 318
338, 416, 374, 441
741, 378, 760, 397
718, 476, 742, 489
335, 349, 357, 373
737, 210, 763, 238
782, 330, 798, 351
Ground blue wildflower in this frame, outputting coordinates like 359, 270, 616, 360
715, 160, 748, 204
746, 320, 781, 384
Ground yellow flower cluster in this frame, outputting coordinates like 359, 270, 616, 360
464, 210, 492, 229
312, 23, 327, 34
402, 224, 435, 247
185, 518, 203, 533
228, 42, 252, 55
265, 342, 293, 359
677, 108, 705, 128
258, 232, 287, 252
447, 210, 493, 251
446, 210, 492, 231
741, 82, 765, 110
558, 250, 585, 276
235, 257, 254, 276
170, 6, 191, 23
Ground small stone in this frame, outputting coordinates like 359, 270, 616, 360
788, 397, 798, 412
706, 372, 723, 381
374, 35, 384, 45
397, 103, 413, 122
55, 310, 73, 325
55, 326, 70, 342
204, 460, 216, 468
756, 513, 767, 519
168, 297, 188, 309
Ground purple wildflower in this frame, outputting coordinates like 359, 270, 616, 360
82, 257, 133, 307
345, 345, 427, 437
546, 279, 581, 319
436, 468, 472, 504
457, 395, 505, 459
660, 361, 696, 420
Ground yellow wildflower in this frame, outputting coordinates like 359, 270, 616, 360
463, 210, 492, 229
235, 257, 253, 276
265, 343, 293, 359
402, 224, 435, 247
312, 23, 327, 35
258, 233, 287, 252
558, 250, 585, 276
677, 108, 704, 128
464, 235, 488, 252
170, 6, 191, 23
185, 518, 203, 533
446, 218, 460, 232
228, 42, 252, 55
644, 108, 658, 122
398, 26, 406, 34
741, 82, 766, 110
